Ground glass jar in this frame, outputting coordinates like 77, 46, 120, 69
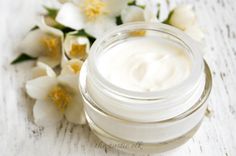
79, 22, 212, 154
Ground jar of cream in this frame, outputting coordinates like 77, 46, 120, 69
79, 23, 212, 153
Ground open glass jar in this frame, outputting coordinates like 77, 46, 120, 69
79, 23, 212, 154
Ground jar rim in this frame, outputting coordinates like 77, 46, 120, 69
88, 22, 204, 99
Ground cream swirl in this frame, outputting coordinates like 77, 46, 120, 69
97, 36, 192, 92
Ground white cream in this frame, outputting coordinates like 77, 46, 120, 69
97, 36, 192, 92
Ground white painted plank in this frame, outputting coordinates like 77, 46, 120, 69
0, 0, 235, 156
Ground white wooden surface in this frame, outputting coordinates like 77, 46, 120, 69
0, 0, 236, 155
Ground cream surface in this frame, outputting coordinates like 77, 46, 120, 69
97, 36, 192, 92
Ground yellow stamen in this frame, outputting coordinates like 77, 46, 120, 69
70, 63, 82, 74
41, 35, 61, 58
82, 0, 106, 21
129, 30, 146, 37
69, 44, 87, 59
49, 85, 71, 112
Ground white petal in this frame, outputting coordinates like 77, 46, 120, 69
169, 5, 196, 30
64, 32, 90, 59
136, 0, 146, 6
155, 0, 169, 22
61, 52, 69, 68
40, 15, 65, 45
20, 29, 46, 57
121, 6, 145, 23
77, 37, 90, 54
144, 1, 159, 23
64, 32, 77, 54
58, 74, 79, 93
85, 16, 116, 38
31, 61, 56, 79
21, 17, 63, 68
65, 96, 86, 124
56, 3, 85, 30
105, 0, 127, 16
38, 16, 64, 38
184, 24, 204, 42
26, 76, 58, 99
33, 99, 63, 127
38, 55, 61, 68
61, 59, 83, 76
44, 16, 59, 28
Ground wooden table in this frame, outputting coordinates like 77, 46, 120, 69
0, 0, 235, 155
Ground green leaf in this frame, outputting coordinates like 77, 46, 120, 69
43, 16, 74, 34
88, 37, 96, 46
60, 26, 75, 35
128, 0, 136, 6
46, 24, 75, 36
73, 29, 89, 37
42, 7, 73, 34
156, 3, 161, 19
163, 10, 174, 24
44, 6, 58, 18
30, 26, 39, 31
116, 16, 123, 25
11, 53, 37, 64
139, 5, 145, 9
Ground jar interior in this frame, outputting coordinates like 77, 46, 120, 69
88, 23, 203, 99
97, 32, 193, 92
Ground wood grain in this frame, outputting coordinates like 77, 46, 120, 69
0, 0, 235, 155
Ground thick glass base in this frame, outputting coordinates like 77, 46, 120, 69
86, 112, 203, 154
